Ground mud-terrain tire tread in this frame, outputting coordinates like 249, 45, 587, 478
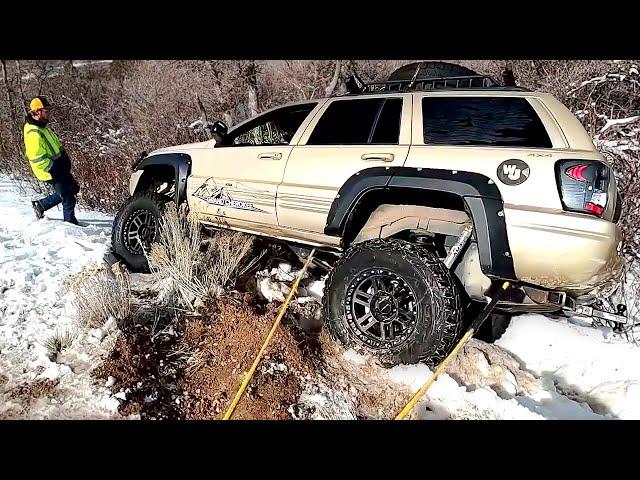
111, 191, 171, 272
323, 238, 463, 367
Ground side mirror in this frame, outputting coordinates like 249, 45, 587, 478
210, 120, 228, 145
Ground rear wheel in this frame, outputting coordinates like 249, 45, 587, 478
111, 192, 170, 272
323, 239, 463, 367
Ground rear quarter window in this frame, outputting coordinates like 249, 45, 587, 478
307, 97, 402, 145
422, 97, 552, 148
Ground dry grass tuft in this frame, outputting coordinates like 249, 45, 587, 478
42, 329, 77, 355
147, 203, 254, 310
72, 268, 131, 327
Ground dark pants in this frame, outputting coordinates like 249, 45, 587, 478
39, 175, 80, 224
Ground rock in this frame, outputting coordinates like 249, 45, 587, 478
445, 339, 542, 398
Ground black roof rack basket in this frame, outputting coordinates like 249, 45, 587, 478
362, 75, 500, 93
344, 62, 516, 95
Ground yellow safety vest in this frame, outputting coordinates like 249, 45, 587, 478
23, 122, 63, 182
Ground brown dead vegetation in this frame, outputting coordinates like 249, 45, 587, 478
7, 379, 59, 412
177, 294, 319, 419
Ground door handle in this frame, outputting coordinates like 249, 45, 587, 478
258, 152, 282, 160
361, 153, 395, 162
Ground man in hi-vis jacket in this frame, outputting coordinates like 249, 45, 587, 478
24, 96, 80, 225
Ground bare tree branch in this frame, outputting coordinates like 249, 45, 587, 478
14, 60, 27, 116
1, 60, 17, 129
324, 60, 341, 96
196, 93, 213, 140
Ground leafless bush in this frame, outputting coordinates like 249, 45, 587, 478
147, 203, 209, 309
204, 230, 255, 288
147, 203, 254, 310
72, 268, 131, 328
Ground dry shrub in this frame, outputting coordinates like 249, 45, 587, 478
72, 268, 131, 328
147, 203, 205, 310
42, 329, 77, 355
147, 203, 254, 310
204, 230, 255, 288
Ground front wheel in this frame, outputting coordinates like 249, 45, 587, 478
111, 192, 170, 272
323, 239, 463, 367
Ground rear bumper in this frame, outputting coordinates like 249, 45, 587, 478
504, 205, 623, 295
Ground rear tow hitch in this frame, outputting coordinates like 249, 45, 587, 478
563, 296, 629, 325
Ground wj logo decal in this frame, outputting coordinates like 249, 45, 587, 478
497, 159, 530, 186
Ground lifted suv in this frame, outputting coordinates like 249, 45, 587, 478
112, 62, 624, 366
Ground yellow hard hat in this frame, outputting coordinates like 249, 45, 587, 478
29, 96, 51, 112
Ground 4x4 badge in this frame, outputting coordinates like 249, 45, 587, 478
497, 159, 530, 186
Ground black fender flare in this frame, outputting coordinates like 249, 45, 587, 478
134, 153, 192, 204
324, 167, 516, 281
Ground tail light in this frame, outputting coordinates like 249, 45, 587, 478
555, 160, 610, 218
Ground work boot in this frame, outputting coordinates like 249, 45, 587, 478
31, 201, 44, 220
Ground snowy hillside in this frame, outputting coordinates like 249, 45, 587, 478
0, 178, 125, 418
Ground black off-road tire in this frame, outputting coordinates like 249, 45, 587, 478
111, 192, 171, 272
323, 238, 463, 367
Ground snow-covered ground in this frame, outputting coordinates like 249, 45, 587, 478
384, 313, 640, 420
0, 177, 125, 419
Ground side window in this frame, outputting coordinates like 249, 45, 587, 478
226, 103, 316, 147
307, 98, 402, 145
422, 97, 552, 148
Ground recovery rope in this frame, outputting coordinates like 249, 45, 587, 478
223, 248, 316, 420
395, 281, 511, 420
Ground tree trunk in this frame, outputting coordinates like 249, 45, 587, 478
195, 93, 213, 140
246, 61, 259, 118
14, 60, 27, 115
0, 123, 6, 159
1, 59, 20, 157
324, 60, 341, 96
1, 60, 17, 130
223, 112, 233, 128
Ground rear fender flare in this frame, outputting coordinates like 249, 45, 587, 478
324, 167, 516, 281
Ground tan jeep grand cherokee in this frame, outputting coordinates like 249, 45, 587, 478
111, 62, 624, 366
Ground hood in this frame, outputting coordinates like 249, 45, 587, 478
148, 138, 216, 156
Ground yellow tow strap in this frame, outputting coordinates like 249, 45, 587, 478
223, 249, 316, 420
395, 281, 511, 420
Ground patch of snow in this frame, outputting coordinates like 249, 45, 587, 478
0, 176, 120, 419
255, 262, 319, 304
496, 314, 640, 419
292, 378, 358, 420
600, 116, 639, 134
306, 279, 326, 301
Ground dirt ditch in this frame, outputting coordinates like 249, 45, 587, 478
93, 288, 328, 420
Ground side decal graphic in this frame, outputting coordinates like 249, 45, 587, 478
193, 178, 267, 213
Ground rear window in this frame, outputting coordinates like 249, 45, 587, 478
422, 97, 552, 148
307, 98, 402, 145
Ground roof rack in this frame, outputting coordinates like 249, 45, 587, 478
365, 75, 500, 92
341, 62, 528, 95
342, 75, 527, 95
